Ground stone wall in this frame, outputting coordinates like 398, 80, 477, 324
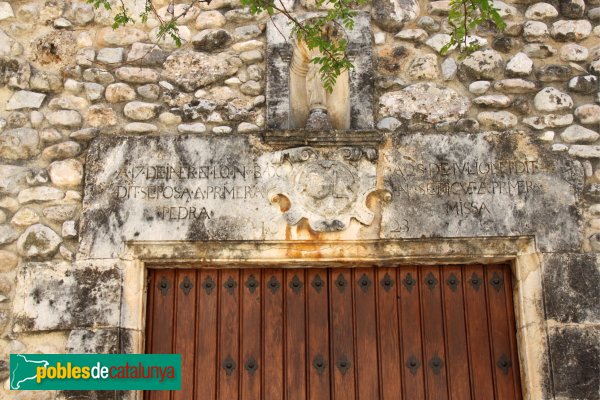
0, 0, 598, 398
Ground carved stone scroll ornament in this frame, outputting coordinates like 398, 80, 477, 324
262, 146, 378, 232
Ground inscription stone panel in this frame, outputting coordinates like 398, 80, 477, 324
382, 132, 584, 252
81, 135, 378, 258
82, 132, 583, 258
81, 136, 283, 258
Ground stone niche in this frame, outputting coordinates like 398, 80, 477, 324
80, 132, 583, 258
266, 12, 374, 131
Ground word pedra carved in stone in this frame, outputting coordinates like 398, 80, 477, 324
263, 146, 378, 232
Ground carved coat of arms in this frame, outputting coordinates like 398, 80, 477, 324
260, 146, 378, 232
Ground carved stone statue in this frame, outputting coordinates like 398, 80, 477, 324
289, 25, 350, 131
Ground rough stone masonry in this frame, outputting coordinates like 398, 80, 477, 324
0, 0, 598, 398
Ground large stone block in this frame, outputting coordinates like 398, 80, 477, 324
543, 253, 600, 324
13, 260, 121, 332
381, 132, 583, 252
548, 326, 600, 399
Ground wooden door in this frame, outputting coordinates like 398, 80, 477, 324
145, 264, 522, 399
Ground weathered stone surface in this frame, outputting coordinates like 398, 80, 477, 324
105, 83, 136, 103
66, 329, 120, 354
43, 204, 78, 222
473, 94, 512, 108
46, 110, 82, 128
96, 47, 124, 64
523, 21, 549, 41
536, 64, 571, 82
237, 122, 260, 133
0, 165, 29, 195
0, 225, 19, 245
523, 114, 574, 129
13, 260, 121, 331
568, 75, 598, 94
559, 0, 585, 18
115, 67, 159, 84
177, 123, 207, 134
11, 208, 40, 227
0, 250, 18, 272
395, 29, 428, 42
477, 111, 518, 129
0, 2, 14, 21
544, 254, 599, 323
534, 87, 573, 112
196, 11, 226, 29
41, 141, 81, 161
81, 136, 285, 258
98, 26, 147, 46
506, 52, 533, 76
124, 102, 159, 121
379, 83, 470, 124
86, 105, 118, 128
523, 43, 556, 58
124, 123, 158, 134
48, 95, 88, 111
549, 327, 599, 399
7, 91, 46, 110
550, 20, 592, 41
48, 159, 83, 188
16, 224, 62, 259
525, 2, 559, 19
561, 125, 599, 143
137, 84, 160, 100
240, 50, 263, 64
372, 0, 419, 31
575, 104, 600, 125
0, 128, 40, 161
192, 29, 232, 51
162, 51, 239, 91
458, 50, 504, 80
407, 54, 439, 80
440, 58, 457, 80
377, 117, 402, 131
126, 43, 168, 66
469, 81, 491, 94
569, 145, 600, 158
559, 43, 588, 61
382, 132, 583, 252
18, 186, 64, 204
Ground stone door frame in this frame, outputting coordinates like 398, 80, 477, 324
119, 236, 546, 400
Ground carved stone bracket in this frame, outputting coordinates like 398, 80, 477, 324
260, 146, 378, 232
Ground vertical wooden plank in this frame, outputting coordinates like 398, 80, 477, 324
173, 271, 198, 400
307, 269, 331, 400
503, 266, 524, 400
353, 268, 380, 399
149, 269, 175, 400
420, 266, 449, 399
441, 266, 472, 400
144, 271, 156, 400
218, 269, 240, 400
463, 264, 495, 399
196, 270, 218, 400
398, 266, 426, 399
485, 264, 519, 400
285, 270, 307, 400
263, 269, 284, 400
329, 269, 356, 400
376, 267, 402, 400
241, 269, 261, 400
